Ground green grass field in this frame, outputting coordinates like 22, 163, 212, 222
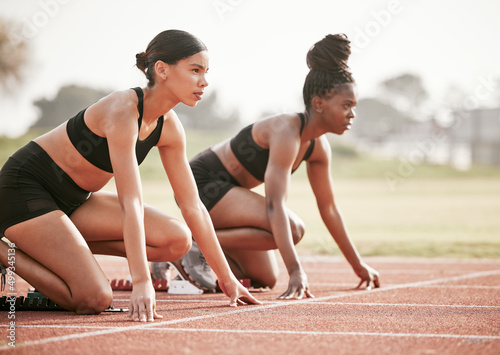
2, 129, 500, 259
136, 131, 500, 259
136, 176, 500, 259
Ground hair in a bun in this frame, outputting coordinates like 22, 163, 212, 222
135, 30, 207, 87
306, 34, 351, 73
136, 52, 148, 72
303, 34, 355, 109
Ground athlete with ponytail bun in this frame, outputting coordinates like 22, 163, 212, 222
0, 30, 260, 321
151, 34, 380, 299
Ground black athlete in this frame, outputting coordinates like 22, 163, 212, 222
192, 113, 315, 211
153, 34, 380, 299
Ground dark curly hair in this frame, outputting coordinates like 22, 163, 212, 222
135, 30, 207, 87
302, 34, 355, 110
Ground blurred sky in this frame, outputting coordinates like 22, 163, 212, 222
1, 0, 499, 136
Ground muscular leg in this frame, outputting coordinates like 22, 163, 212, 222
1, 191, 191, 314
208, 187, 305, 288
224, 250, 280, 288
70, 191, 192, 262
2, 211, 113, 314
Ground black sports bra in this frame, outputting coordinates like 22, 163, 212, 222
230, 113, 316, 182
66, 87, 163, 173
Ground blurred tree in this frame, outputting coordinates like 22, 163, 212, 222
32, 85, 240, 131
379, 73, 429, 119
351, 97, 415, 143
32, 85, 110, 128
442, 84, 469, 110
174, 90, 240, 131
0, 18, 29, 93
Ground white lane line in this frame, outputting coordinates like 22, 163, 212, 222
113, 298, 229, 303
310, 283, 500, 290
349, 269, 500, 294
306, 269, 433, 274
112, 299, 500, 309
300, 256, 500, 265
3, 325, 499, 341
142, 327, 500, 340
309, 302, 500, 309
418, 284, 500, 290
304, 267, 500, 275
1, 269, 498, 350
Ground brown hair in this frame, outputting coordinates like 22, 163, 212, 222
302, 34, 355, 109
136, 30, 207, 87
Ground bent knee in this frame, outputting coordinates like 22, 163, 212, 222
73, 286, 113, 315
254, 271, 279, 289
264, 275, 278, 289
291, 219, 305, 245
149, 222, 192, 262
247, 263, 279, 289
168, 233, 192, 261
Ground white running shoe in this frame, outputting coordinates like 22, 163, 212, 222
179, 241, 217, 292
150, 262, 173, 281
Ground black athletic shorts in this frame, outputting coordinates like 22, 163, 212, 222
190, 149, 241, 211
0, 141, 91, 236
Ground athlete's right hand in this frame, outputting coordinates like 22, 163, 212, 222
218, 277, 263, 307
127, 280, 163, 322
278, 268, 314, 300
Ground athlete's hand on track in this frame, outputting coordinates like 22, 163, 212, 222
127, 280, 163, 322
218, 278, 263, 307
278, 268, 314, 300
354, 262, 380, 290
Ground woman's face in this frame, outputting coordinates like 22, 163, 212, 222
163, 50, 209, 107
320, 84, 357, 135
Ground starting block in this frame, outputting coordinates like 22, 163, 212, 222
104, 306, 128, 312
152, 279, 169, 291
0, 291, 128, 312
110, 278, 169, 291
110, 279, 133, 291
167, 279, 203, 295
0, 292, 67, 311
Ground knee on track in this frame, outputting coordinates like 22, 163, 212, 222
72, 285, 113, 315
255, 270, 279, 289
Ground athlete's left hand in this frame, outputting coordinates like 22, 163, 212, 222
354, 262, 380, 290
127, 280, 163, 322
278, 268, 314, 300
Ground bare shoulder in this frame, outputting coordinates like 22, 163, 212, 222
309, 135, 331, 162
254, 112, 301, 147
84, 89, 139, 136
157, 109, 186, 148
90, 89, 138, 120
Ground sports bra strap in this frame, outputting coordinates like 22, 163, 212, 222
131, 87, 144, 129
298, 112, 306, 135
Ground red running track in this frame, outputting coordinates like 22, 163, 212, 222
1, 255, 499, 355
